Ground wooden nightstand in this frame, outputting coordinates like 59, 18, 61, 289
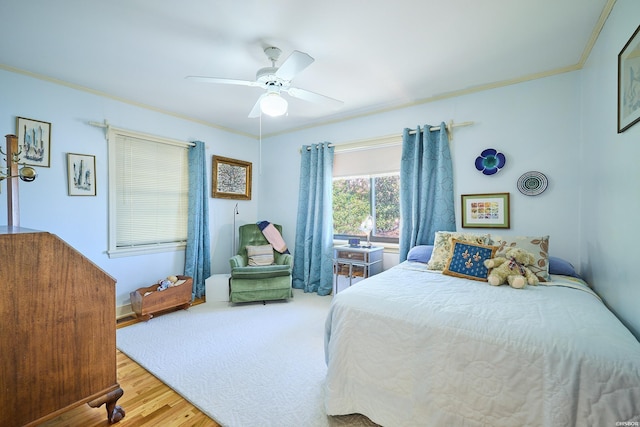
333, 245, 384, 294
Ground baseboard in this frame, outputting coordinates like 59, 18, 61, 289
116, 303, 134, 320
116, 297, 207, 325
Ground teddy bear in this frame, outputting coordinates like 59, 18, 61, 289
483, 247, 539, 289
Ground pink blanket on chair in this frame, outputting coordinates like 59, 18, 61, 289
257, 221, 289, 254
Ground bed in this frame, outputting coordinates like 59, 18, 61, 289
324, 258, 640, 426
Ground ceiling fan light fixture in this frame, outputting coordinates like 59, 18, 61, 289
260, 92, 288, 117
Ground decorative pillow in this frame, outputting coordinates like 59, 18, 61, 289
246, 244, 274, 266
489, 235, 549, 282
426, 231, 491, 271
549, 256, 580, 278
407, 245, 434, 263
443, 239, 497, 281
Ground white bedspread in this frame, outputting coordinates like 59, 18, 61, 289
324, 261, 640, 426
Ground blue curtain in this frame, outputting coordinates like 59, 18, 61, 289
292, 142, 334, 295
399, 123, 455, 262
184, 140, 211, 299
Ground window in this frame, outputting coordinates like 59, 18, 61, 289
333, 173, 400, 243
107, 127, 190, 258
332, 136, 402, 244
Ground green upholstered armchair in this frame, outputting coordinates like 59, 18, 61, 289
229, 223, 293, 303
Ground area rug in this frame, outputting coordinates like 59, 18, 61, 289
116, 289, 379, 427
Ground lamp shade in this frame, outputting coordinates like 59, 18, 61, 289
260, 93, 288, 117
359, 215, 374, 234
359, 215, 374, 246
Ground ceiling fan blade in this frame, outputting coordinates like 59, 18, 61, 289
275, 50, 314, 80
286, 87, 344, 108
248, 94, 266, 118
185, 76, 258, 87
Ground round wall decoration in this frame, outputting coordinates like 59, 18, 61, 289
517, 171, 548, 196
475, 148, 506, 175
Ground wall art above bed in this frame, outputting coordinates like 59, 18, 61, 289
474, 148, 505, 175
461, 192, 510, 229
517, 171, 548, 196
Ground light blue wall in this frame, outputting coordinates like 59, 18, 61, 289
260, 71, 583, 269
0, 69, 258, 307
580, 0, 640, 338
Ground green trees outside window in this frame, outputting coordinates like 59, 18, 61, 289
333, 173, 400, 242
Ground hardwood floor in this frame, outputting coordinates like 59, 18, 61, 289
38, 301, 217, 426
39, 350, 219, 426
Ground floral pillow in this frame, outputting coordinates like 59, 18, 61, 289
443, 239, 498, 281
489, 235, 550, 282
426, 231, 491, 271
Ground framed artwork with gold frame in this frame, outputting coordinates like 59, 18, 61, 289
212, 155, 252, 200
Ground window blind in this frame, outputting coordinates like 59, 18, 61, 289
332, 136, 402, 177
114, 133, 189, 249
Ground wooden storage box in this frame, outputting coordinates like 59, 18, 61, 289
130, 275, 193, 321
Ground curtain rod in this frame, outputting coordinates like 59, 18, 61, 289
304, 120, 474, 150
408, 120, 474, 136
88, 120, 196, 147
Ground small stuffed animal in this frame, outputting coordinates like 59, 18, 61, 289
157, 279, 172, 291
483, 247, 540, 289
157, 275, 179, 291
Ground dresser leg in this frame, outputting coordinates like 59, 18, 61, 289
88, 387, 125, 424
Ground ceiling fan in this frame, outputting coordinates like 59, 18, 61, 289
186, 46, 343, 118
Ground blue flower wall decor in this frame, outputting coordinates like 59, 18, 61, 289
475, 148, 506, 175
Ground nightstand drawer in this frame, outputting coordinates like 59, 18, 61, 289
336, 250, 365, 261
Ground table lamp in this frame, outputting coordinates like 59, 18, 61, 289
359, 215, 373, 248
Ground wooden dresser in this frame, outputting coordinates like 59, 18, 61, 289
0, 227, 124, 426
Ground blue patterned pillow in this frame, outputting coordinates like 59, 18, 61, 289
443, 239, 497, 281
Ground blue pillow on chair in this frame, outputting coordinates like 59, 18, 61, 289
407, 245, 434, 263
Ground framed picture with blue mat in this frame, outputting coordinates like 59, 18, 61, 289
443, 239, 497, 281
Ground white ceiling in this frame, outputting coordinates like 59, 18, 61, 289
0, 0, 612, 138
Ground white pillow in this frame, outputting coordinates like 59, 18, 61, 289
246, 244, 274, 266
